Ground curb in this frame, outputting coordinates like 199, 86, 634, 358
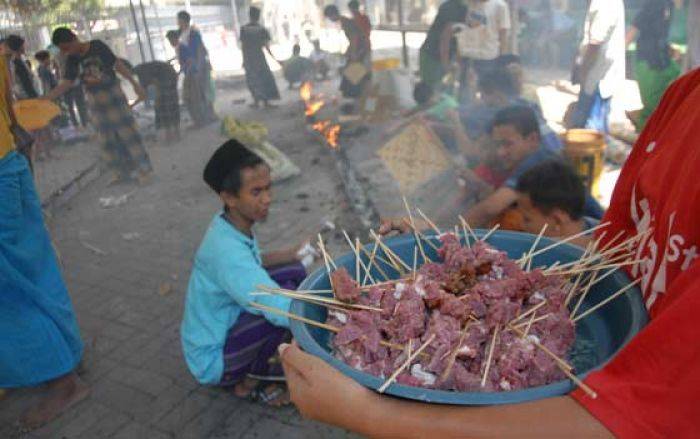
41, 161, 102, 218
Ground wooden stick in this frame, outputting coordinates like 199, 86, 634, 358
519, 221, 611, 264
412, 246, 418, 280
514, 312, 552, 331
572, 279, 642, 322
402, 218, 440, 252
481, 325, 500, 387
440, 321, 473, 382
361, 241, 382, 284
370, 230, 412, 272
508, 326, 573, 372
509, 300, 548, 324
458, 215, 478, 245
378, 334, 436, 393
254, 286, 382, 312
368, 230, 404, 273
509, 325, 596, 397
416, 207, 441, 235
403, 196, 429, 263
550, 258, 643, 277
458, 217, 471, 249
358, 243, 392, 282
249, 302, 418, 355
524, 224, 548, 271
570, 267, 601, 318
519, 311, 538, 337
481, 223, 500, 242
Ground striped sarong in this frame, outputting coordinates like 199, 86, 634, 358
219, 263, 306, 386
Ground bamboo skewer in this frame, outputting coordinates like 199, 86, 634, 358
370, 230, 412, 273
401, 218, 440, 252
458, 215, 478, 245
249, 302, 420, 355
358, 243, 392, 282
572, 279, 642, 323
416, 207, 441, 235
361, 242, 383, 284
481, 325, 500, 387
403, 196, 429, 263
378, 334, 436, 393
480, 224, 500, 242
524, 224, 548, 271
254, 286, 382, 312
518, 221, 611, 265
412, 246, 418, 281
509, 300, 548, 324
509, 325, 596, 398
369, 230, 404, 273
513, 312, 552, 330
440, 322, 472, 382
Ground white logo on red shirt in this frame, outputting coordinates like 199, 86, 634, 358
629, 183, 694, 310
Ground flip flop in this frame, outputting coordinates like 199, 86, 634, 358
252, 384, 290, 407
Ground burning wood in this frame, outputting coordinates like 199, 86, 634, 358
301, 81, 341, 148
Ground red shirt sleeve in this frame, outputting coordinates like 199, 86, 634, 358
571, 263, 700, 438
572, 69, 700, 438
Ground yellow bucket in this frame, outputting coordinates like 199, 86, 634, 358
562, 129, 607, 198
372, 58, 400, 71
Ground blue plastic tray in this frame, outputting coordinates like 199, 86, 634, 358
290, 230, 648, 405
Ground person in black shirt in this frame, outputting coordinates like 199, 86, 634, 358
34, 50, 57, 95
625, 0, 681, 129
6, 35, 39, 99
131, 60, 181, 142
419, 0, 468, 89
46, 28, 152, 185
240, 6, 281, 108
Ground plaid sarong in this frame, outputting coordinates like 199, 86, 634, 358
87, 83, 152, 177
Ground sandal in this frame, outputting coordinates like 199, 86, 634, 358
251, 383, 290, 407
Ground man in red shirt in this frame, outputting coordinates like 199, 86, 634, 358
278, 68, 700, 437
348, 1, 371, 51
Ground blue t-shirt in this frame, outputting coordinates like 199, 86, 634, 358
180, 214, 289, 385
503, 146, 559, 190
504, 147, 605, 220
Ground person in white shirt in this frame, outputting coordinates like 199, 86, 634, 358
453, 0, 511, 103
570, 0, 625, 134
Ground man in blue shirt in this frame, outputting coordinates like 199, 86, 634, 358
462, 105, 603, 227
181, 140, 309, 406
516, 160, 599, 247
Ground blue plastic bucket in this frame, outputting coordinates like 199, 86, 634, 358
290, 230, 648, 405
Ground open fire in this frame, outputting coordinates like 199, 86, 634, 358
300, 82, 340, 148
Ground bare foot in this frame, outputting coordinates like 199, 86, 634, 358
233, 377, 259, 399
20, 373, 90, 431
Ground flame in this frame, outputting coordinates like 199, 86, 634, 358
301, 82, 340, 148
306, 100, 325, 116
326, 124, 340, 148
300, 82, 312, 102
312, 120, 329, 132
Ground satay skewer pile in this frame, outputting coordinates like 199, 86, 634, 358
252, 201, 645, 399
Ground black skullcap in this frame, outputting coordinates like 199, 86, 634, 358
203, 139, 264, 193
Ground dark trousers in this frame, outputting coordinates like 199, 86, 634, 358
64, 86, 88, 128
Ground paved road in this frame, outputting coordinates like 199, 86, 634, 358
0, 83, 361, 439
